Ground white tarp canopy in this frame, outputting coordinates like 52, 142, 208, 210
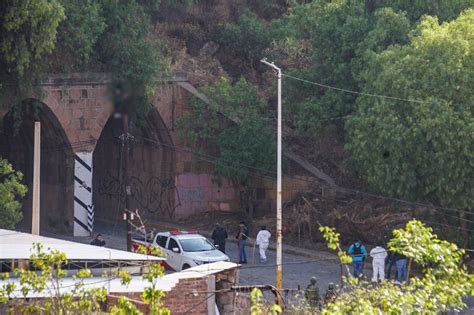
0, 261, 238, 298
0, 229, 163, 261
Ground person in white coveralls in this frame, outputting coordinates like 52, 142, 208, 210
370, 242, 388, 282
256, 226, 271, 263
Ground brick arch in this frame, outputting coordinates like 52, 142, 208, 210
0, 98, 75, 234
92, 106, 177, 224
40, 77, 114, 153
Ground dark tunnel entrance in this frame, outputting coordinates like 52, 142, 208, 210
93, 108, 176, 223
0, 100, 74, 234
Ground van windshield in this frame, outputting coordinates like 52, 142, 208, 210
179, 238, 215, 252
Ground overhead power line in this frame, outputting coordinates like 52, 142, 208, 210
135, 134, 474, 218
281, 73, 459, 106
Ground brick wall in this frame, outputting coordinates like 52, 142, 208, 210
106, 277, 209, 314
105, 267, 239, 314
162, 277, 209, 314
215, 268, 239, 315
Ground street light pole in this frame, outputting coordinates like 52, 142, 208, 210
260, 58, 283, 299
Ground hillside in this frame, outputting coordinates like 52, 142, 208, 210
0, 0, 472, 246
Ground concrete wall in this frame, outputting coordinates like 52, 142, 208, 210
175, 173, 237, 218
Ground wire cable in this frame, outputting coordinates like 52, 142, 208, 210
281, 73, 461, 107
135, 134, 474, 218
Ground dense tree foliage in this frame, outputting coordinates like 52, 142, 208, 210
268, 0, 472, 134
0, 0, 167, 122
0, 0, 65, 94
178, 77, 275, 217
346, 10, 474, 211
179, 77, 275, 183
52, 0, 106, 71
250, 220, 474, 313
375, 0, 474, 22
321, 220, 474, 313
0, 158, 27, 229
217, 13, 271, 65
1, 0, 473, 243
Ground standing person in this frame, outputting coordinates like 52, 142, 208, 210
385, 250, 397, 279
236, 222, 248, 264
211, 223, 228, 253
90, 234, 106, 247
304, 277, 320, 309
256, 226, 271, 263
370, 242, 387, 282
347, 240, 367, 277
394, 252, 407, 283
323, 283, 338, 305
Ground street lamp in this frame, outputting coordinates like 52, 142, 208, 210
260, 58, 283, 299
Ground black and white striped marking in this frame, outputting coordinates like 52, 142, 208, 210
74, 152, 94, 236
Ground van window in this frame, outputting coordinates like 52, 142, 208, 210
156, 235, 168, 248
167, 238, 181, 253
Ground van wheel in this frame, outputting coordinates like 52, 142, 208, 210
182, 264, 190, 270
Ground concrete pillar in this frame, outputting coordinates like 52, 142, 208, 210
207, 275, 216, 315
73, 152, 94, 236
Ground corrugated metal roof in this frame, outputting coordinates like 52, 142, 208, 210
0, 229, 163, 261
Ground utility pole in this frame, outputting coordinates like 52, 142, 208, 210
260, 58, 283, 301
32, 122, 41, 235
121, 113, 133, 251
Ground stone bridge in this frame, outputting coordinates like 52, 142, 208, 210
0, 74, 243, 236
0, 74, 318, 237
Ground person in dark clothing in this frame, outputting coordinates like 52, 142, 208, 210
393, 252, 407, 283
305, 277, 320, 308
90, 234, 106, 247
386, 250, 397, 279
211, 223, 228, 253
236, 222, 248, 264
323, 282, 338, 305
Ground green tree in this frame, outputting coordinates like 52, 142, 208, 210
95, 0, 167, 123
178, 77, 275, 218
250, 220, 474, 313
217, 13, 271, 72
275, 0, 471, 134
1, 244, 170, 314
0, 0, 65, 78
0, 157, 27, 229
346, 10, 474, 244
51, 0, 106, 71
281, 0, 409, 134
319, 220, 474, 314
375, 0, 474, 22
3, 243, 107, 313
0, 0, 65, 101
98, 0, 166, 94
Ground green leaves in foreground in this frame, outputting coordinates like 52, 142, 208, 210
0, 243, 170, 314
0, 157, 27, 229
321, 220, 474, 314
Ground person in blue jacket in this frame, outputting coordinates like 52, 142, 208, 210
348, 240, 367, 277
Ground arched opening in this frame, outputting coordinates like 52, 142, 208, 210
93, 108, 176, 223
0, 100, 74, 234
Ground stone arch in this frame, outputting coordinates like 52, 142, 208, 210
92, 107, 176, 224
0, 99, 74, 234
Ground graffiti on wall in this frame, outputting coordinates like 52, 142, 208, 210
96, 172, 180, 218
180, 188, 205, 201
